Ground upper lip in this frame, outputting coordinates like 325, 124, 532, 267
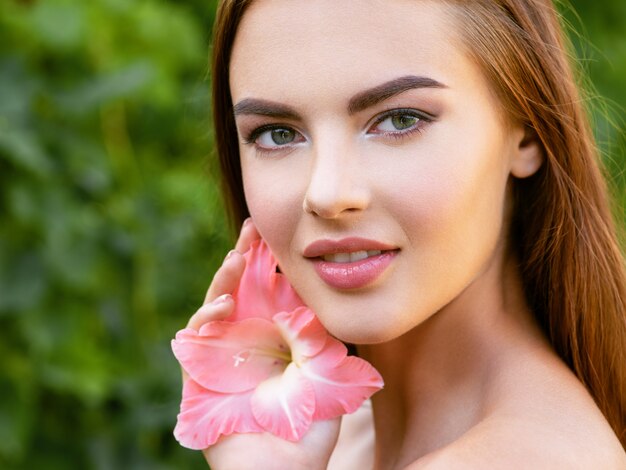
303, 237, 398, 258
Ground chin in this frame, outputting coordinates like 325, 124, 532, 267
321, 316, 407, 346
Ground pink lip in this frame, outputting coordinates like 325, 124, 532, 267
304, 238, 399, 290
303, 237, 397, 258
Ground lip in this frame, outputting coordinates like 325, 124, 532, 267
304, 237, 399, 290
303, 237, 398, 258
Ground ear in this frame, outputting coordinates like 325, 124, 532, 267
510, 125, 544, 179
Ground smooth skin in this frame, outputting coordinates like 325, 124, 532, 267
188, 224, 625, 469
183, 0, 626, 468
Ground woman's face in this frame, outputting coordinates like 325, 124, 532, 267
230, 0, 536, 343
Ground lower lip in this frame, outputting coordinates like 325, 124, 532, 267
310, 251, 398, 289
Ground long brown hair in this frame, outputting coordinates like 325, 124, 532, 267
210, 0, 626, 447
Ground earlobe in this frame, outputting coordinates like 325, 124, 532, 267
510, 126, 544, 179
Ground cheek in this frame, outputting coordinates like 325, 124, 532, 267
380, 128, 510, 309
398, 112, 510, 243
241, 157, 304, 260
383, 144, 506, 242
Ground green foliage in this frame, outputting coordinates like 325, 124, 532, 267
0, 0, 623, 468
0, 0, 224, 467
564, 0, 626, 231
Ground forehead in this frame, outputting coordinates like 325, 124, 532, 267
229, 0, 480, 105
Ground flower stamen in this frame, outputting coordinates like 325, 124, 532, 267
232, 349, 251, 367
231, 347, 292, 368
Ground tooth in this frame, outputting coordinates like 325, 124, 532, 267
333, 253, 351, 263
349, 251, 369, 262
322, 250, 386, 263
323, 253, 352, 262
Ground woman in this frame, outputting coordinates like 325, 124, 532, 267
183, 0, 626, 467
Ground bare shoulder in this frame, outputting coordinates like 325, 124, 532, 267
407, 414, 626, 470
408, 348, 626, 469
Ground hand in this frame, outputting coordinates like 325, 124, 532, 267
185, 218, 260, 334
205, 418, 340, 470
181, 219, 341, 470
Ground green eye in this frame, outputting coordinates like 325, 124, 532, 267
391, 114, 418, 130
251, 126, 303, 151
374, 112, 423, 134
271, 128, 296, 145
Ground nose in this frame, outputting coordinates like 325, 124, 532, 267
303, 137, 370, 219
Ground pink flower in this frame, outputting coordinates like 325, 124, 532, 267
171, 240, 384, 450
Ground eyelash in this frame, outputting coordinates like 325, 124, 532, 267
370, 108, 432, 139
242, 108, 433, 155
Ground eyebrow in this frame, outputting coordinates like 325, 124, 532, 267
347, 75, 446, 114
232, 75, 446, 119
233, 99, 301, 120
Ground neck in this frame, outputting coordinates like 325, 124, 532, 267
357, 246, 547, 469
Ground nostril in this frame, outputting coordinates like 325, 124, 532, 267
303, 189, 369, 218
303, 168, 370, 218
303, 200, 366, 219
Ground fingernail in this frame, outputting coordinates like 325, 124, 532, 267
226, 250, 239, 261
243, 217, 252, 227
212, 294, 232, 304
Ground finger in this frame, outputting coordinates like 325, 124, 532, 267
203, 417, 341, 468
203, 219, 259, 304
204, 250, 246, 304
235, 218, 261, 253
187, 294, 235, 330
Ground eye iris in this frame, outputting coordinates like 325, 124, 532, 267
391, 115, 417, 130
271, 128, 295, 145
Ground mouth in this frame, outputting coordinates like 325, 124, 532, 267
320, 250, 386, 263
303, 237, 398, 258
304, 238, 399, 289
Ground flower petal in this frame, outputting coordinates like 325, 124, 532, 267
174, 379, 263, 450
273, 307, 328, 361
250, 362, 316, 441
172, 319, 289, 393
231, 239, 304, 322
300, 337, 384, 420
